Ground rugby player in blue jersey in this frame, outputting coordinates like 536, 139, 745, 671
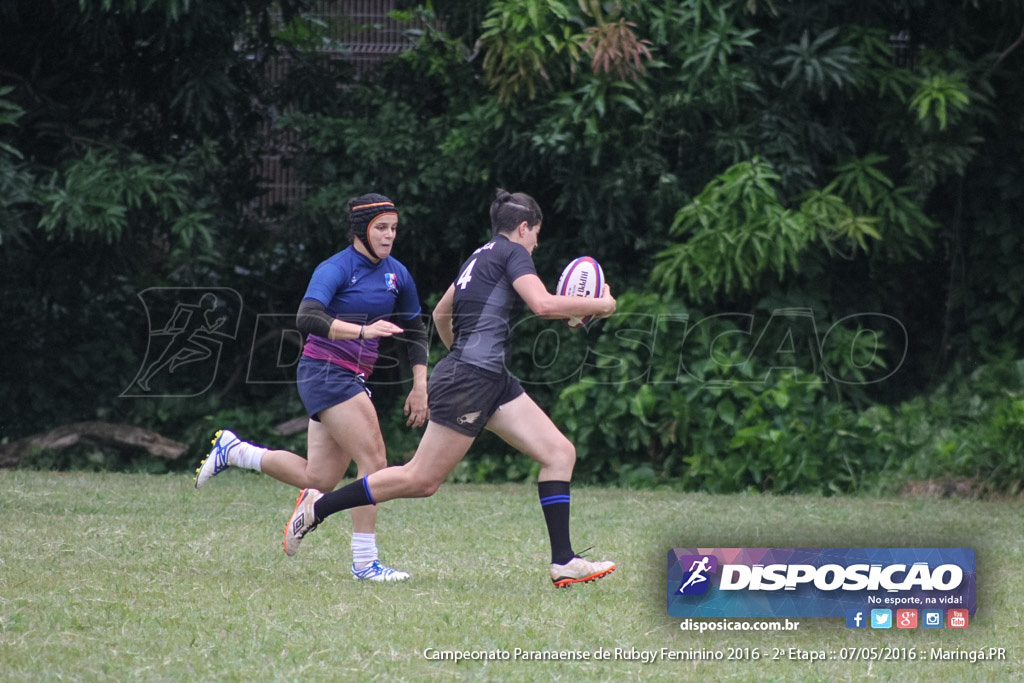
282, 189, 618, 588
195, 193, 428, 582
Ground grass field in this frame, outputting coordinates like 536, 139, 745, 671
1, 470, 1022, 681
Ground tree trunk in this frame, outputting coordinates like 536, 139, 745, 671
273, 416, 308, 436
0, 422, 187, 468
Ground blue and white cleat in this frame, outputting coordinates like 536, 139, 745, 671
352, 560, 410, 582
194, 429, 238, 489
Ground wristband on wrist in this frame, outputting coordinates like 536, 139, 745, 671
359, 324, 366, 340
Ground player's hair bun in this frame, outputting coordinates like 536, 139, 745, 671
489, 188, 542, 235
493, 188, 513, 204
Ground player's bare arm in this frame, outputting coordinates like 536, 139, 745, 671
432, 284, 455, 349
512, 274, 616, 320
327, 317, 403, 341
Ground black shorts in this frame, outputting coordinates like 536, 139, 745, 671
427, 356, 525, 437
296, 356, 372, 421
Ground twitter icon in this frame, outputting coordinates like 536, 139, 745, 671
870, 609, 892, 629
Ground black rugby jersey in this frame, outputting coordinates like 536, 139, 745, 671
449, 234, 537, 373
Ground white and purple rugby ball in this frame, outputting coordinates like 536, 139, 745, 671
556, 256, 605, 328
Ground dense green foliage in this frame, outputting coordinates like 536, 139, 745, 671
2, 0, 1023, 494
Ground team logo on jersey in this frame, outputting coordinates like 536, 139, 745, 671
457, 411, 482, 425
384, 273, 398, 293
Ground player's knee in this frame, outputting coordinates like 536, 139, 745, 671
365, 451, 388, 473
557, 441, 576, 470
355, 446, 388, 477
415, 481, 442, 498
409, 476, 442, 498
308, 473, 341, 492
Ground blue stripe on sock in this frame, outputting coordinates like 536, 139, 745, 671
540, 494, 571, 506
362, 476, 377, 505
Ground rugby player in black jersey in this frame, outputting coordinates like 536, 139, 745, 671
283, 189, 617, 588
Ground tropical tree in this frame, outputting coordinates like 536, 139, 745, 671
0, 0, 302, 443
4, 0, 1024, 490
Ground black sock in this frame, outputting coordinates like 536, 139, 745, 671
538, 480, 574, 565
313, 476, 375, 521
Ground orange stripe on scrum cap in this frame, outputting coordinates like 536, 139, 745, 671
352, 201, 394, 211
368, 212, 398, 229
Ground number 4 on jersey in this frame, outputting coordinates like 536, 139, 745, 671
456, 258, 477, 290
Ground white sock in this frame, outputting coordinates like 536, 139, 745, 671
352, 532, 378, 567
228, 440, 266, 472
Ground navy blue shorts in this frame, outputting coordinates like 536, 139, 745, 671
296, 356, 372, 421
427, 356, 525, 437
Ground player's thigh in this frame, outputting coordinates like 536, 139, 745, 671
304, 418, 351, 490
317, 392, 388, 473
485, 393, 574, 468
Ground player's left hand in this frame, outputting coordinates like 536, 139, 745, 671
404, 386, 428, 428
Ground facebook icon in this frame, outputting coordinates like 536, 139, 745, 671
845, 609, 867, 629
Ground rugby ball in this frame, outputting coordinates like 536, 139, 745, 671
556, 256, 604, 328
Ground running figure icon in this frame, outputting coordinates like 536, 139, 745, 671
134, 293, 228, 391
678, 556, 712, 593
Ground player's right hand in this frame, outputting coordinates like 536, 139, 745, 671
596, 284, 616, 318
362, 320, 404, 339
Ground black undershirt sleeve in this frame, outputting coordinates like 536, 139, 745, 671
296, 298, 334, 339
392, 313, 429, 368
297, 298, 427, 367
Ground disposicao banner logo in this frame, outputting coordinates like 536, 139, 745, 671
667, 548, 976, 618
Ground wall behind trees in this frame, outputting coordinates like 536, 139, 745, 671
2, 0, 1023, 493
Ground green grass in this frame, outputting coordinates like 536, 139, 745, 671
1, 471, 1022, 681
